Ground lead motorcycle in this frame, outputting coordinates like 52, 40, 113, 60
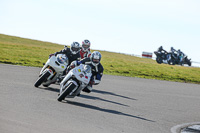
154, 51, 169, 64
57, 64, 92, 101
34, 54, 69, 87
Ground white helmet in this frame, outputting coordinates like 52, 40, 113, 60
82, 39, 91, 52
70, 42, 80, 54
90, 51, 101, 66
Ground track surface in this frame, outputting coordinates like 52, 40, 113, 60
0, 64, 200, 133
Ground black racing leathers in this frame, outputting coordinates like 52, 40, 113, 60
55, 48, 80, 65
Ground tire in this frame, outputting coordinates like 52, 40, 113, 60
43, 84, 50, 87
188, 62, 192, 66
57, 82, 76, 102
168, 59, 175, 65
34, 71, 51, 87
156, 57, 162, 64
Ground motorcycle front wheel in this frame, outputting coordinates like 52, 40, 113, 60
188, 61, 192, 66
156, 57, 162, 64
34, 71, 50, 87
57, 82, 76, 102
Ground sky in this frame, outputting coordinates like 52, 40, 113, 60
0, 0, 200, 64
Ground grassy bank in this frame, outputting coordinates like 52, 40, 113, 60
1, 33, 200, 84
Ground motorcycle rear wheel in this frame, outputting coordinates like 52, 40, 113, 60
57, 82, 76, 102
34, 71, 50, 87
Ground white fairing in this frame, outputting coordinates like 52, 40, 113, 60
60, 64, 92, 98
39, 54, 68, 86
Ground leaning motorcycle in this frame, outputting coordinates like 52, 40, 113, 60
183, 56, 192, 66
34, 54, 69, 87
57, 64, 92, 101
154, 51, 169, 64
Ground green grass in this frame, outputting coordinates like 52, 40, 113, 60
1, 33, 200, 84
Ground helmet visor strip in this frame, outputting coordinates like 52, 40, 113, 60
82, 44, 89, 49
93, 59, 100, 64
71, 47, 80, 52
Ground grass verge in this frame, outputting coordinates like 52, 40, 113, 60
1, 33, 200, 84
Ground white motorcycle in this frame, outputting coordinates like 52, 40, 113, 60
34, 54, 69, 87
57, 64, 92, 101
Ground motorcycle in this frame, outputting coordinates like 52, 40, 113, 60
168, 52, 179, 65
34, 54, 69, 87
57, 64, 92, 101
183, 56, 192, 66
154, 51, 169, 64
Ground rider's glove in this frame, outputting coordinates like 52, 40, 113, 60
70, 61, 77, 69
49, 54, 54, 58
70, 64, 75, 69
89, 81, 95, 85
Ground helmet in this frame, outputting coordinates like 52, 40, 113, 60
90, 51, 101, 66
158, 46, 163, 51
70, 42, 80, 54
82, 39, 91, 52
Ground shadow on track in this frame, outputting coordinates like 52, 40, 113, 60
38, 87, 130, 107
44, 87, 60, 93
65, 100, 155, 122
38, 86, 59, 93
38, 87, 136, 101
92, 89, 137, 101
79, 94, 129, 107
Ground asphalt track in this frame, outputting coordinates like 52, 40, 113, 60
0, 63, 200, 133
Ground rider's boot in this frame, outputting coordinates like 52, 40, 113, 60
82, 83, 93, 93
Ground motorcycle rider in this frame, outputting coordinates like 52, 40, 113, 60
157, 46, 168, 54
168, 47, 177, 62
177, 49, 185, 65
70, 51, 104, 93
49, 42, 81, 78
170, 47, 176, 53
157, 46, 169, 61
50, 42, 81, 65
80, 39, 91, 59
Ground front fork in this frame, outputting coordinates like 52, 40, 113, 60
40, 68, 55, 80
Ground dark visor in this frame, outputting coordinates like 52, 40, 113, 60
72, 47, 79, 51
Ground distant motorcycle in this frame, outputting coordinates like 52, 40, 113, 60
170, 53, 192, 66
154, 51, 169, 64
168, 52, 179, 65
57, 64, 92, 101
183, 56, 192, 66
155, 51, 192, 66
34, 54, 69, 87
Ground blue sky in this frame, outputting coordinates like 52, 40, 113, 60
0, 0, 200, 64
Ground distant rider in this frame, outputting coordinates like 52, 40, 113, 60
170, 47, 176, 53
157, 46, 169, 60
169, 47, 178, 60
80, 39, 91, 59
177, 49, 185, 65
157, 46, 167, 54
70, 51, 104, 93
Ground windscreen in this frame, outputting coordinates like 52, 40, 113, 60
57, 55, 69, 65
83, 65, 91, 74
